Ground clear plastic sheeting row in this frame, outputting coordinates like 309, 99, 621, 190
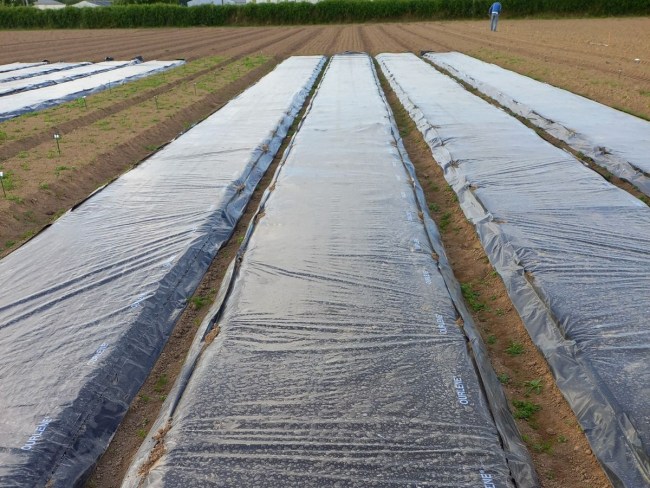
0, 62, 87, 83
426, 52, 650, 197
378, 52, 650, 488
0, 56, 324, 486
0, 61, 46, 74
124, 53, 536, 488
0, 60, 184, 122
0, 61, 132, 97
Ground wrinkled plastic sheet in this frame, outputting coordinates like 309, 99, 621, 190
0, 62, 46, 74
0, 62, 87, 83
425, 52, 650, 197
0, 61, 131, 97
125, 52, 536, 488
0, 55, 324, 487
378, 52, 650, 488
0, 60, 184, 122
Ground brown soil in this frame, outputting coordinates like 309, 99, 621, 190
1, 18, 644, 488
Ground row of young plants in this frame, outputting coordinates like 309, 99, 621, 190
1, 0, 648, 29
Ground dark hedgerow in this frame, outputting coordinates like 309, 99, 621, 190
0, 0, 648, 29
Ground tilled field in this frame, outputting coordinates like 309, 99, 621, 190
1, 19, 648, 256
1, 18, 648, 118
1, 18, 648, 488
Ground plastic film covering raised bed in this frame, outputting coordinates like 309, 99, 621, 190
125, 52, 536, 488
0, 61, 87, 83
0, 60, 183, 122
0, 61, 131, 97
0, 55, 325, 487
377, 52, 650, 488
0, 62, 46, 74
426, 52, 650, 197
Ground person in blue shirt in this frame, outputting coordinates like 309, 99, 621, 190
489, 1, 502, 32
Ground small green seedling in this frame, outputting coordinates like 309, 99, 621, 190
512, 399, 541, 420
460, 283, 486, 312
439, 211, 452, 231
533, 440, 553, 454
506, 341, 524, 356
190, 295, 208, 310
524, 378, 543, 395
153, 374, 168, 393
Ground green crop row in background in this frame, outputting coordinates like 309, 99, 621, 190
0, 0, 648, 29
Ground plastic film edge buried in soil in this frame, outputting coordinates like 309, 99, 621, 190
0, 55, 325, 487
376, 52, 650, 488
124, 52, 537, 487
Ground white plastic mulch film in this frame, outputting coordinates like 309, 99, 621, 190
426, 52, 650, 196
124, 53, 536, 488
0, 62, 46, 74
377, 52, 650, 488
0, 61, 131, 97
0, 56, 325, 486
0, 60, 184, 122
0, 62, 87, 83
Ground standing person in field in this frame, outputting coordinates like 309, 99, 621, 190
489, 1, 502, 31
